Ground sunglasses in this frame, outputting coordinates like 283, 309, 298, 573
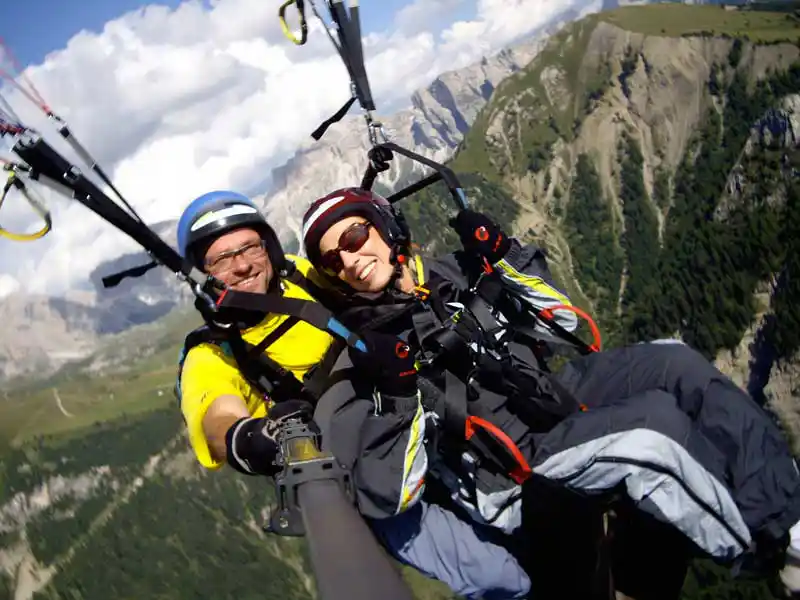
320, 221, 374, 274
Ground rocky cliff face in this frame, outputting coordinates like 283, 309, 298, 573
447, 3, 800, 425
258, 33, 549, 252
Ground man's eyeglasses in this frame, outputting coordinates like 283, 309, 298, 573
205, 240, 268, 274
320, 221, 374, 274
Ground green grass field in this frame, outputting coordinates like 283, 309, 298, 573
0, 307, 203, 452
599, 3, 800, 42
0, 363, 178, 449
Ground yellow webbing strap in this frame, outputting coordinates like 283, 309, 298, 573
0, 171, 52, 242
278, 0, 309, 45
413, 254, 425, 285
412, 254, 429, 299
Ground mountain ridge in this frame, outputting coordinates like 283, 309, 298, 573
4, 0, 798, 387
0, 19, 560, 383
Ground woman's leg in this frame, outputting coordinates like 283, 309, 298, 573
531, 389, 751, 563
555, 342, 800, 544
367, 499, 531, 600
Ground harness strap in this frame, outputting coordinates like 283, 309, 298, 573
215, 288, 366, 353
176, 267, 347, 405
465, 416, 532, 485
224, 326, 311, 402
434, 369, 534, 488
312, 96, 357, 141
465, 291, 502, 338
302, 337, 347, 400
249, 316, 298, 356
440, 370, 468, 439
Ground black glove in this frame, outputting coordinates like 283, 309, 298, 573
225, 399, 317, 476
740, 528, 791, 578
349, 330, 418, 402
449, 210, 511, 264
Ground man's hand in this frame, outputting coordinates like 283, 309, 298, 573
225, 399, 316, 476
349, 331, 418, 402
449, 210, 511, 265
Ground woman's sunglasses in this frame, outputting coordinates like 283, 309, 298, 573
320, 221, 374, 274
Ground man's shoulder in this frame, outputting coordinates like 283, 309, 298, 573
285, 253, 314, 274
182, 332, 232, 365
178, 326, 239, 373
285, 255, 337, 291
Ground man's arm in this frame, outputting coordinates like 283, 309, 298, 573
202, 395, 250, 462
179, 344, 265, 470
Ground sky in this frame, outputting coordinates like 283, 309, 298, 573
0, 0, 584, 298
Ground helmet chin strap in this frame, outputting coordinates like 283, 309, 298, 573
388, 244, 411, 292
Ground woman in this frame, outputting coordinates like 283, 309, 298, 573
302, 186, 800, 599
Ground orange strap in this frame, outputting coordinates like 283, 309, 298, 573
465, 415, 533, 485
540, 303, 603, 353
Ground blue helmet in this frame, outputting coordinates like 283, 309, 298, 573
176, 190, 286, 272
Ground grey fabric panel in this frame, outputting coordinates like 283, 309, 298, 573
314, 348, 427, 519
555, 341, 800, 537
368, 500, 530, 600
532, 389, 751, 560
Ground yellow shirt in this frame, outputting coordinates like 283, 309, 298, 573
179, 257, 335, 470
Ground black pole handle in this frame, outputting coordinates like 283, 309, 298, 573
298, 480, 414, 600
269, 420, 415, 600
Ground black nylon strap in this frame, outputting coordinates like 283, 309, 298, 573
441, 370, 468, 439
466, 293, 501, 337
311, 95, 356, 141
249, 316, 299, 356
224, 326, 309, 402
216, 289, 364, 353
302, 337, 346, 400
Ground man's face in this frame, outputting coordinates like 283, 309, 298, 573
203, 227, 272, 294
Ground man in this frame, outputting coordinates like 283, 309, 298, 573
173, 190, 531, 600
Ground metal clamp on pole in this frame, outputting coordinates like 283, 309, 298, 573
264, 417, 415, 600
265, 418, 353, 537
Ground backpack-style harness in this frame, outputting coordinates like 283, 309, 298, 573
174, 263, 348, 407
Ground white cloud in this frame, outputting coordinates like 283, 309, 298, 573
0, 0, 583, 296
0, 273, 20, 299
395, 0, 466, 34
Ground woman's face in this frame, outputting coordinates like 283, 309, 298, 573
318, 215, 395, 293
